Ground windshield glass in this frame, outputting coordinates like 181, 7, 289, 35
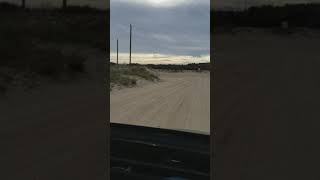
110, 0, 210, 134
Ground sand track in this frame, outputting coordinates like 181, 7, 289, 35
111, 71, 210, 133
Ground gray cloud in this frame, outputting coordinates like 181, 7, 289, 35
110, 0, 210, 57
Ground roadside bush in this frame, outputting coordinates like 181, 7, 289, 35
122, 66, 159, 81
110, 67, 137, 88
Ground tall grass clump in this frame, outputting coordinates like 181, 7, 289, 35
110, 64, 159, 90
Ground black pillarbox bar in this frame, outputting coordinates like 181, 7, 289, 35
0, 2, 109, 179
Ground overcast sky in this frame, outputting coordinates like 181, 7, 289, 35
110, 0, 210, 64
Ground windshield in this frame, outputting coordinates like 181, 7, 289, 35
110, 0, 210, 135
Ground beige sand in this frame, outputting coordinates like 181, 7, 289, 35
111, 71, 210, 134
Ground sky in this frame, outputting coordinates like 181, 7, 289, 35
110, 0, 210, 64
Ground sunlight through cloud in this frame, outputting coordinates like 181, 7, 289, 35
114, 0, 204, 8
110, 52, 210, 64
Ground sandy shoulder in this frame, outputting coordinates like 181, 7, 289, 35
111, 71, 210, 134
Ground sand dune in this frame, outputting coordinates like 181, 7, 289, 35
111, 71, 210, 134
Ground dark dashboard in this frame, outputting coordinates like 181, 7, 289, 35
110, 123, 210, 180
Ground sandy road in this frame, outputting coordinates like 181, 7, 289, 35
111, 71, 210, 133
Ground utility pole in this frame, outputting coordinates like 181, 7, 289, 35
117, 39, 119, 65
129, 24, 132, 65
62, 0, 67, 9
244, 0, 248, 10
21, 0, 25, 9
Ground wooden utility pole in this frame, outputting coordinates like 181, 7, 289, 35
62, 0, 67, 9
129, 24, 132, 65
117, 39, 119, 65
244, 0, 248, 10
21, 0, 26, 9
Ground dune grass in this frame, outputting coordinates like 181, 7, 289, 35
110, 64, 159, 90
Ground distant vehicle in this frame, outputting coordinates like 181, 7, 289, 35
281, 21, 289, 29
111, 123, 210, 180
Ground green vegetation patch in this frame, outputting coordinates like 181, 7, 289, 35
121, 66, 159, 81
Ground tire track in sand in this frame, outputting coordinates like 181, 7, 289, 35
110, 71, 210, 133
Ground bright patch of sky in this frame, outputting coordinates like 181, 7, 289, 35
111, 0, 210, 64
110, 52, 210, 64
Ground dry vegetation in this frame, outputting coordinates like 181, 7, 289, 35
110, 64, 159, 90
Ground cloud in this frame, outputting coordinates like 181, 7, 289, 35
110, 52, 210, 64
113, 0, 208, 8
151, 34, 176, 43
110, 0, 210, 60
